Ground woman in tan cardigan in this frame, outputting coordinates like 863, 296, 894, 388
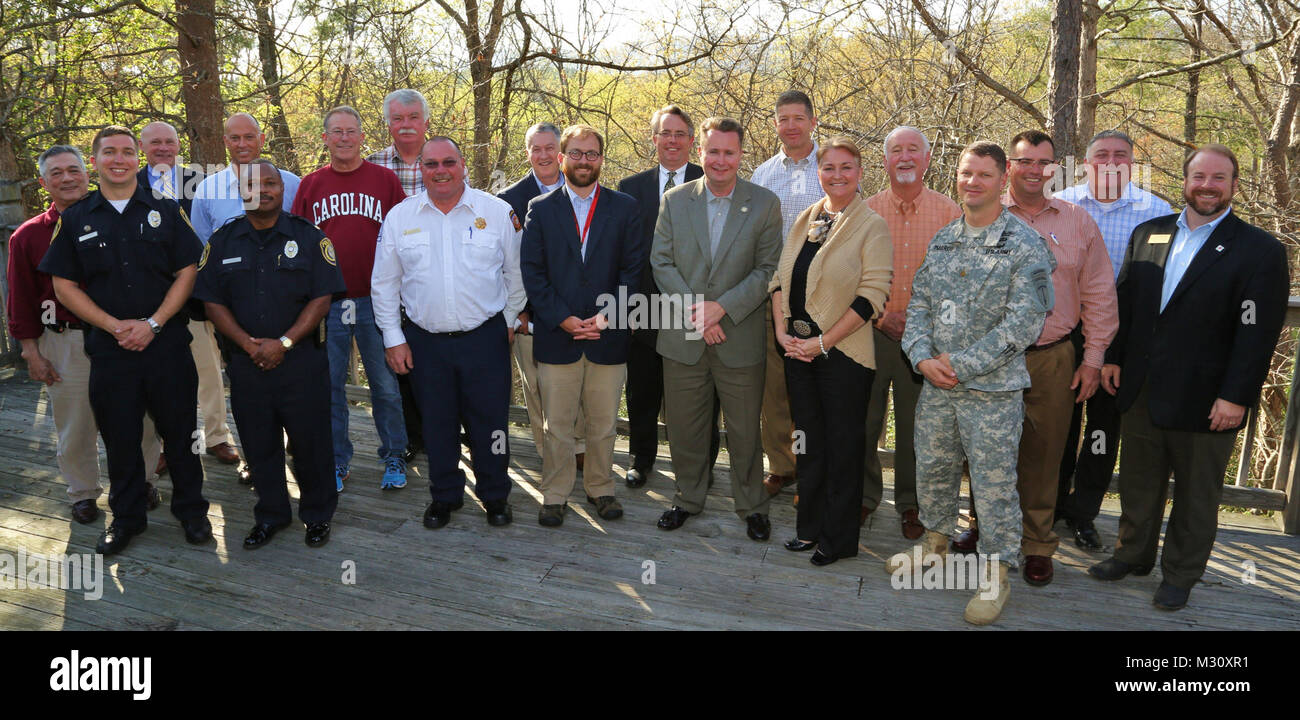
769, 137, 893, 566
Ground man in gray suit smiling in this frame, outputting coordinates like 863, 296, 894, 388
651, 116, 784, 541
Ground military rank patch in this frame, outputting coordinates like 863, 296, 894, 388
198, 243, 210, 270
321, 238, 337, 265
509, 210, 521, 231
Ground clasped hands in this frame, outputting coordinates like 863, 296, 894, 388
917, 353, 959, 389
242, 337, 286, 371
561, 313, 609, 340
773, 324, 820, 363
111, 318, 156, 352
690, 301, 727, 345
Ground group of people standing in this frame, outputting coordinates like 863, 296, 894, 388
6, 86, 1288, 626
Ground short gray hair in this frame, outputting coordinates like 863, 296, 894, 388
324, 105, 363, 129
38, 145, 86, 177
883, 126, 931, 157
1086, 129, 1134, 156
523, 122, 561, 151
383, 89, 429, 123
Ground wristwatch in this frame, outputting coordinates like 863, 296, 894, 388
145, 317, 161, 334
279, 335, 293, 350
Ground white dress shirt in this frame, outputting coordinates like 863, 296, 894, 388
566, 184, 598, 260
372, 187, 525, 346
658, 163, 688, 197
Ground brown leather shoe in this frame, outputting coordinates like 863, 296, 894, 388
952, 526, 978, 554
206, 442, 241, 465
900, 508, 924, 540
860, 506, 872, 526
575, 453, 585, 472
71, 499, 98, 524
155, 454, 168, 476
763, 473, 794, 496
1023, 555, 1054, 586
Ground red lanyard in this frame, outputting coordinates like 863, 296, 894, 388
573, 185, 600, 245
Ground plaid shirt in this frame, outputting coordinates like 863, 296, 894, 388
751, 142, 823, 240
1054, 181, 1173, 281
865, 186, 962, 315
366, 144, 423, 196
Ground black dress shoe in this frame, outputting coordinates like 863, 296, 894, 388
182, 516, 213, 544
810, 549, 838, 567
144, 482, 161, 511
96, 523, 143, 555
484, 499, 513, 526
305, 522, 331, 547
1067, 518, 1104, 552
745, 513, 771, 542
784, 538, 817, 552
1153, 580, 1190, 611
71, 499, 99, 524
625, 467, 648, 488
423, 499, 463, 529
236, 462, 253, 485
403, 443, 421, 463
243, 521, 290, 549
1087, 556, 1153, 581
657, 506, 692, 530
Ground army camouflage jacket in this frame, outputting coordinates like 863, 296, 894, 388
902, 208, 1056, 392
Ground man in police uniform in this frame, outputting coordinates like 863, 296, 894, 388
39, 125, 211, 555
195, 159, 345, 549
887, 141, 1055, 626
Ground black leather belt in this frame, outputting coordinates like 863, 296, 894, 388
45, 320, 87, 333
1028, 335, 1071, 352
787, 318, 823, 339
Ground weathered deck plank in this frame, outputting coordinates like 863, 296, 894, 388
1, 375, 1298, 630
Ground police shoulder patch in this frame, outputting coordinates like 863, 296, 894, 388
198, 243, 211, 270
509, 209, 521, 231
321, 237, 337, 266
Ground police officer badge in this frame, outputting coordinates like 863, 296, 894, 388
147, 210, 161, 228
474, 217, 487, 230
284, 239, 299, 259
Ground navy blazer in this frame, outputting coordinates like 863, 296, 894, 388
499, 171, 555, 319
1105, 210, 1289, 432
617, 162, 703, 345
136, 164, 204, 216
520, 184, 645, 365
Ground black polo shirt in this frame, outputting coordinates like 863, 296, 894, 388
38, 181, 203, 354
193, 211, 345, 341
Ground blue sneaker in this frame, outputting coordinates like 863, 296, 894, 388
335, 465, 349, 493
381, 457, 407, 490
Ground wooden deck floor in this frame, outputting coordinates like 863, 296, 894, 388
1, 371, 1298, 631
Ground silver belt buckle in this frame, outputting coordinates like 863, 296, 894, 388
793, 319, 812, 338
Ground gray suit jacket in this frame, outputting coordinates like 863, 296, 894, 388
651, 177, 783, 368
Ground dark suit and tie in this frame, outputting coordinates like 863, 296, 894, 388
521, 180, 645, 519
136, 164, 203, 216
1097, 198, 1288, 606
617, 162, 721, 483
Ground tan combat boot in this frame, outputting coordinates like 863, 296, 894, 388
964, 560, 1011, 626
885, 529, 949, 575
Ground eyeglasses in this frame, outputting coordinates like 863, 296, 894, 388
327, 129, 361, 139
655, 131, 691, 141
1009, 158, 1056, 168
421, 159, 461, 169
565, 149, 603, 161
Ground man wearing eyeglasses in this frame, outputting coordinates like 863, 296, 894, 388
372, 136, 526, 529
998, 130, 1117, 587
520, 125, 646, 526
291, 106, 409, 493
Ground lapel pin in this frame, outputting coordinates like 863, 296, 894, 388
1216, 245, 1224, 252
741, 206, 748, 213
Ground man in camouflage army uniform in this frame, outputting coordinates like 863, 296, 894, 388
887, 141, 1055, 626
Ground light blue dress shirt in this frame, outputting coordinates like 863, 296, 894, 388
1160, 207, 1231, 312
190, 164, 300, 243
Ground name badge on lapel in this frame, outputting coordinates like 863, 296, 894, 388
1148, 233, 1171, 245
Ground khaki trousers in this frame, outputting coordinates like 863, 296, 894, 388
189, 319, 232, 447
664, 351, 768, 518
760, 300, 796, 476
863, 328, 923, 514
1015, 341, 1075, 557
38, 329, 160, 501
536, 357, 623, 504
513, 334, 585, 459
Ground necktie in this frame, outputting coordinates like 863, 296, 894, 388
158, 170, 176, 200
664, 170, 676, 193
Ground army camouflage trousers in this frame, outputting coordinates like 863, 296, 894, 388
914, 384, 1025, 566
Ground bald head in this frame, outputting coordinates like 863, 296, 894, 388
140, 121, 180, 170
223, 113, 267, 167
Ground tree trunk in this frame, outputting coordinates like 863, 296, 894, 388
1076, 0, 1100, 159
176, 0, 225, 168
1184, 11, 1201, 148
254, 0, 297, 174
1048, 0, 1082, 154
1265, 32, 1300, 237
